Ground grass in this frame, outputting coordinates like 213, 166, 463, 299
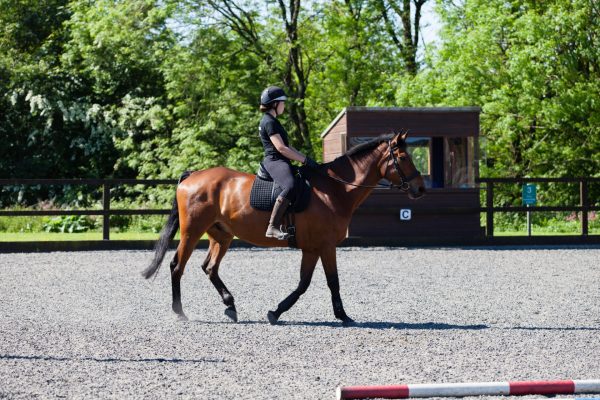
0, 232, 160, 241
0, 231, 215, 242
1, 229, 595, 242
494, 230, 583, 236
489, 211, 599, 236
1, 210, 596, 241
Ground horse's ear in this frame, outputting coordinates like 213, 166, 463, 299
401, 131, 408, 141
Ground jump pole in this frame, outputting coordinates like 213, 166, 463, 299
336, 380, 600, 399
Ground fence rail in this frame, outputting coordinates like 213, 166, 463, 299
1, 177, 599, 241
477, 177, 599, 236
0, 178, 177, 240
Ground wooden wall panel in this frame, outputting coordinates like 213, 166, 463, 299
348, 215, 482, 237
323, 137, 341, 162
346, 110, 479, 138
360, 189, 480, 207
322, 115, 347, 162
348, 189, 483, 237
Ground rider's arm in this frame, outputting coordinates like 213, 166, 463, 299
269, 134, 307, 163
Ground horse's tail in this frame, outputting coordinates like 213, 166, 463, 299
141, 171, 191, 280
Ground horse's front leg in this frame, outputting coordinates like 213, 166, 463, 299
320, 244, 355, 326
267, 250, 319, 325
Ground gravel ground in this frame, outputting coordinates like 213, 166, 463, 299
0, 247, 599, 399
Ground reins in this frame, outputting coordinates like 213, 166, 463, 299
319, 173, 389, 189
315, 140, 420, 191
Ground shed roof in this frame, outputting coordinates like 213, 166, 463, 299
320, 106, 481, 138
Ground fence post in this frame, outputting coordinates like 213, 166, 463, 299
580, 179, 588, 236
486, 181, 494, 237
103, 182, 110, 240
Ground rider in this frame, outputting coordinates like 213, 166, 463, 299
259, 86, 318, 240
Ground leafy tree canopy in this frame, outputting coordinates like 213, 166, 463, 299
1, 0, 598, 207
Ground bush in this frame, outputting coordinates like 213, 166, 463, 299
0, 215, 47, 233
109, 214, 133, 232
42, 215, 98, 233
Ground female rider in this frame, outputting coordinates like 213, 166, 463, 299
259, 86, 318, 240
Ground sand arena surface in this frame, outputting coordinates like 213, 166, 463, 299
1, 247, 599, 399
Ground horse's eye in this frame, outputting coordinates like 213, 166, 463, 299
400, 156, 407, 161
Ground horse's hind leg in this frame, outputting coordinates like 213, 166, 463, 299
170, 219, 212, 321
202, 225, 236, 322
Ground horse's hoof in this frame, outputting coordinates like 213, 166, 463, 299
177, 313, 189, 322
267, 311, 279, 325
224, 307, 238, 323
341, 317, 356, 327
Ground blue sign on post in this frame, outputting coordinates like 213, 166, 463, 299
522, 184, 537, 205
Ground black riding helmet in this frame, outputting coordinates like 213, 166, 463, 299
260, 86, 287, 105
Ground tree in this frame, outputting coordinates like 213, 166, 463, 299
306, 0, 432, 139
0, 0, 78, 181
0, 0, 178, 205
395, 0, 600, 203
397, 0, 600, 176
373, 0, 429, 75
4, 0, 596, 211
199, 0, 323, 155
161, 18, 267, 175
62, 0, 177, 180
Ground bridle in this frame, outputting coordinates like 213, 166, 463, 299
386, 139, 421, 190
319, 139, 421, 191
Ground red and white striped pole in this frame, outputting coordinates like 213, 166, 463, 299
337, 380, 600, 399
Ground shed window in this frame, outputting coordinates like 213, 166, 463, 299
406, 137, 431, 188
444, 137, 477, 188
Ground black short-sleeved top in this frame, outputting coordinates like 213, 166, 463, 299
259, 113, 289, 161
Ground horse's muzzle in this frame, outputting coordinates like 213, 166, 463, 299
408, 185, 426, 200
407, 176, 426, 200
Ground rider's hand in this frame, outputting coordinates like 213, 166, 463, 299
303, 156, 319, 170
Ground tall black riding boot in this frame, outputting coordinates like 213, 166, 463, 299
265, 196, 291, 240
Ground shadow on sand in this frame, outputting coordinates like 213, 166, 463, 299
190, 319, 489, 330
505, 326, 600, 332
191, 319, 600, 332
0, 354, 224, 364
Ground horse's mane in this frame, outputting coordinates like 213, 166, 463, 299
345, 133, 394, 157
322, 133, 406, 169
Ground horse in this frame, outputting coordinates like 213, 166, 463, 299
142, 131, 426, 326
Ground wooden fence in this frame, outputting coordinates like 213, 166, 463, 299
0, 177, 598, 241
478, 177, 599, 236
0, 179, 176, 240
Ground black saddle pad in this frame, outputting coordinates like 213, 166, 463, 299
250, 167, 311, 213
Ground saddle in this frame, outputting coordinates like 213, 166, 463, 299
250, 163, 311, 213
250, 163, 312, 248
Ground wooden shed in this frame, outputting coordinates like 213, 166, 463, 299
321, 107, 483, 239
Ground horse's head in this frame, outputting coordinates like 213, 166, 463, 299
384, 132, 426, 199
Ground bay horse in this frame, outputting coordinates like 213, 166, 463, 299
142, 132, 425, 325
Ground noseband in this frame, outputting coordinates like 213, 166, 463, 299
321, 140, 421, 191
387, 139, 421, 191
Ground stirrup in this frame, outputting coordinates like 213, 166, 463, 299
265, 224, 290, 240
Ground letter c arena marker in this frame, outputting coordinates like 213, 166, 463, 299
337, 380, 600, 399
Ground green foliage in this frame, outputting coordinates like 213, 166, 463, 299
125, 215, 168, 233
1, 0, 598, 215
0, 0, 179, 203
106, 214, 165, 233
492, 211, 599, 234
42, 215, 97, 233
397, 0, 600, 179
0, 214, 46, 233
